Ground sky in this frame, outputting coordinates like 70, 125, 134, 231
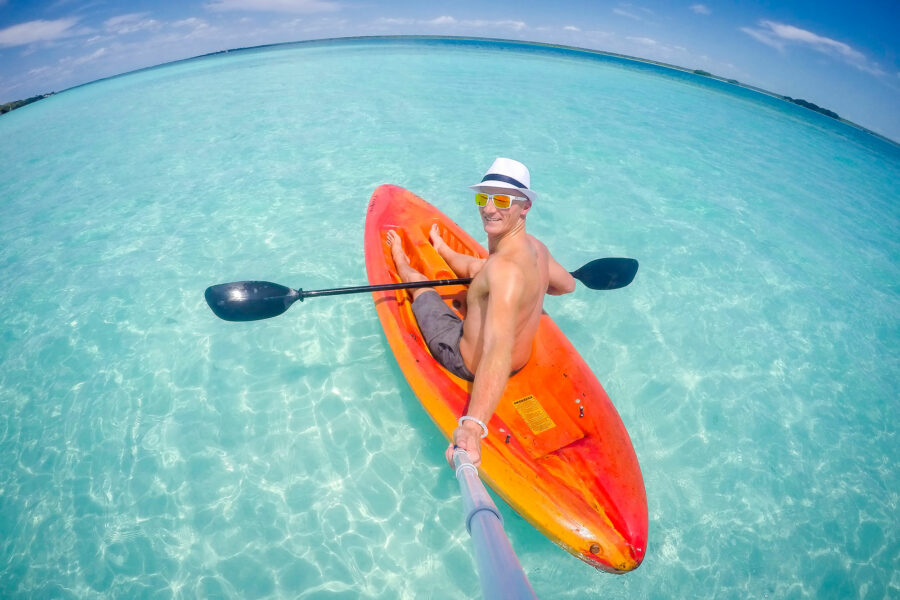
1, 1, 899, 141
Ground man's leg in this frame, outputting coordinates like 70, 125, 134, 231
386, 230, 474, 381
429, 224, 485, 278
386, 230, 433, 301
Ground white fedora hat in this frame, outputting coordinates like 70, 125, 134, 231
469, 157, 537, 202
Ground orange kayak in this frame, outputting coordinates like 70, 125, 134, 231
364, 184, 647, 572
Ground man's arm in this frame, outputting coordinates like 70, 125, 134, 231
431, 224, 486, 278
445, 260, 521, 467
441, 249, 486, 279
547, 253, 576, 295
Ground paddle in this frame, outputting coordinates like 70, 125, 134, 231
452, 448, 537, 599
204, 257, 638, 322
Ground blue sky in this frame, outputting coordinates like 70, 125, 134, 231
2, 1, 899, 140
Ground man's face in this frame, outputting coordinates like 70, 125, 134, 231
475, 187, 530, 235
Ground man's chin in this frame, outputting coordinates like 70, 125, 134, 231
482, 219, 502, 233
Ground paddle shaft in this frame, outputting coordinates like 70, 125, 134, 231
299, 276, 473, 300
298, 257, 638, 300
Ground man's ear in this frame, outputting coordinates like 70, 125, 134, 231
521, 199, 532, 215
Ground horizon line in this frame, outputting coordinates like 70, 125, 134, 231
4, 34, 898, 146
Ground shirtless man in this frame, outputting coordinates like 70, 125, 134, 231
386, 158, 576, 468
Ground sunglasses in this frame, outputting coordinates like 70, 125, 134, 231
474, 192, 524, 209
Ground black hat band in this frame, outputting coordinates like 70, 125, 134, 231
481, 173, 528, 190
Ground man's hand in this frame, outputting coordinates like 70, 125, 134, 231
445, 420, 485, 467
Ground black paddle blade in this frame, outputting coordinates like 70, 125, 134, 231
571, 258, 639, 290
204, 281, 301, 321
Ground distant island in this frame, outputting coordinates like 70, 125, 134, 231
0, 92, 55, 115
691, 69, 840, 120
782, 97, 840, 120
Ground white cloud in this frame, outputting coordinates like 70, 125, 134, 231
690, 4, 710, 15
742, 20, 883, 76
105, 13, 147, 28
765, 21, 864, 61
73, 47, 107, 65
0, 18, 80, 47
205, 0, 339, 13
172, 18, 210, 29
373, 16, 526, 32
427, 16, 456, 26
464, 19, 526, 31
373, 17, 414, 26
564, 25, 580, 32
613, 3, 653, 21
613, 8, 642, 21
55, 46, 108, 68
739, 25, 782, 51
104, 13, 161, 35
626, 36, 658, 46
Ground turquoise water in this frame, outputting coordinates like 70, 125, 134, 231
1, 37, 898, 598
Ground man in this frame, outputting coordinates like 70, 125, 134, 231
386, 158, 576, 468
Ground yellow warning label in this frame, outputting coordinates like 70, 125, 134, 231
513, 395, 556, 434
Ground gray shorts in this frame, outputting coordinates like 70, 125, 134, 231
411, 290, 475, 381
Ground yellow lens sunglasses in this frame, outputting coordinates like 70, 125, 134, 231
474, 192, 524, 209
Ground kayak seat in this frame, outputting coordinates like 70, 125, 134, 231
492, 319, 587, 458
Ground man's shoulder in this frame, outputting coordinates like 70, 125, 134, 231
526, 233, 550, 255
482, 252, 519, 274
481, 252, 530, 294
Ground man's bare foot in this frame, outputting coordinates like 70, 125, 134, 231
429, 224, 448, 254
386, 229, 410, 268
386, 230, 428, 285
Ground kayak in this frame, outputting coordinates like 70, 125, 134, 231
363, 184, 647, 572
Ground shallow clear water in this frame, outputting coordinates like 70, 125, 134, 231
1, 37, 898, 599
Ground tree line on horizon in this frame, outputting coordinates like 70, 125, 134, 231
0, 93, 55, 116
691, 70, 841, 120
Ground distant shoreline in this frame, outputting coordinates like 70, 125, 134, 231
2, 35, 896, 146
0, 92, 56, 115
